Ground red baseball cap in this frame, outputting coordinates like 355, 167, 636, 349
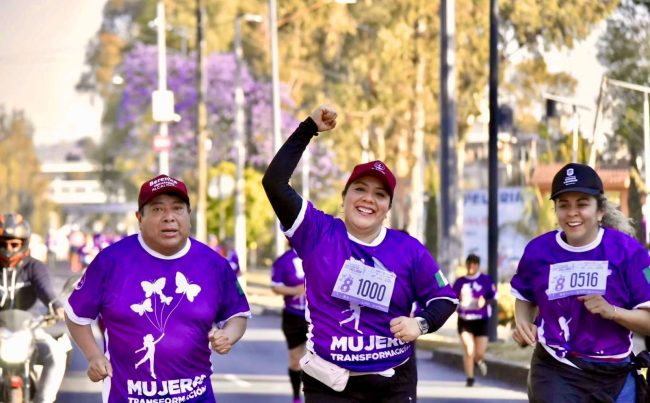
344, 160, 396, 199
138, 174, 190, 209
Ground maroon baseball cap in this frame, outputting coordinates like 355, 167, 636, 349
138, 174, 190, 209
344, 160, 396, 199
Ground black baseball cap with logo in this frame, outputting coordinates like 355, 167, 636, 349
550, 163, 604, 200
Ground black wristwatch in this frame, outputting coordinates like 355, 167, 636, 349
415, 317, 429, 335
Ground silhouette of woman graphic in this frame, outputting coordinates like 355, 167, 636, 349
135, 333, 165, 379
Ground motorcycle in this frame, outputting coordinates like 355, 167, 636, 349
0, 308, 72, 403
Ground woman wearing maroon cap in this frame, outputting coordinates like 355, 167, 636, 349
263, 105, 458, 402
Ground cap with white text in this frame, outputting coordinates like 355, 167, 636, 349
138, 174, 190, 209
344, 160, 396, 199
550, 163, 603, 200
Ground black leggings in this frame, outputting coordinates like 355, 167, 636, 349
302, 356, 417, 403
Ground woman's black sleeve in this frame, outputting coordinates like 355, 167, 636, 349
418, 299, 458, 333
262, 117, 318, 230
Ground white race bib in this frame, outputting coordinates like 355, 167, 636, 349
331, 259, 396, 312
547, 260, 608, 300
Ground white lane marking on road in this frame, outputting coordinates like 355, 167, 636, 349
223, 373, 253, 387
238, 327, 284, 342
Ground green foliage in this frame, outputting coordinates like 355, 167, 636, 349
78, 0, 618, 258
596, 1, 650, 235
500, 0, 619, 52
0, 109, 50, 234
496, 282, 516, 326
206, 161, 276, 256
533, 187, 557, 235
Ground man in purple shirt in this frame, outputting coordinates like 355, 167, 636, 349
263, 105, 458, 402
65, 174, 250, 402
452, 253, 496, 387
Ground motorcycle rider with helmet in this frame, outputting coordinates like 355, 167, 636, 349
0, 213, 66, 403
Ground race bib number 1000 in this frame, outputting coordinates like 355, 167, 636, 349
331, 259, 396, 312
547, 260, 608, 300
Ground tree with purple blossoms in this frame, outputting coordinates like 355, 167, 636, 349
115, 43, 338, 256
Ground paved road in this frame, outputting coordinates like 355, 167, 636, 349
57, 315, 526, 402
48, 264, 527, 402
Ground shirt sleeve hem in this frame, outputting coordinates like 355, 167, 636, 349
510, 288, 531, 302
216, 311, 252, 329
64, 302, 95, 326
284, 199, 308, 238
424, 296, 459, 306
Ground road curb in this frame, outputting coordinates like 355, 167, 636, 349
428, 346, 529, 388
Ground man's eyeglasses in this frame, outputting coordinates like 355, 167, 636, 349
0, 240, 23, 250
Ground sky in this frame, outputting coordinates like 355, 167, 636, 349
0, 0, 106, 146
0, 1, 605, 147
543, 23, 606, 138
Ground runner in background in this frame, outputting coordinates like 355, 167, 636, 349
452, 253, 496, 387
271, 246, 307, 403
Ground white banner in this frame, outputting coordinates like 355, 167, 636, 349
463, 187, 531, 280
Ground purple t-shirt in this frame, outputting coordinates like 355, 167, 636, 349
271, 249, 306, 316
226, 250, 240, 276
452, 273, 496, 320
511, 227, 650, 360
286, 200, 458, 372
65, 234, 251, 403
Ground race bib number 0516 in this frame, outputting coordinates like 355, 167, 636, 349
331, 259, 396, 312
547, 260, 608, 301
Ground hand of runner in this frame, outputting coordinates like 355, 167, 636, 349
512, 321, 537, 347
577, 294, 618, 320
87, 353, 112, 382
209, 328, 234, 355
389, 316, 420, 343
310, 105, 337, 132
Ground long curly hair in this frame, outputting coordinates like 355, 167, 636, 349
596, 194, 636, 237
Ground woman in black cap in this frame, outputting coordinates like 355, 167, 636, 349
511, 162, 650, 402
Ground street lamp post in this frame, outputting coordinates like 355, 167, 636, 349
269, 0, 284, 259
440, 0, 459, 278
195, 0, 208, 243
151, 0, 175, 175
234, 13, 262, 282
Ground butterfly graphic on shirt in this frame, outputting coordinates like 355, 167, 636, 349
142, 278, 165, 297
175, 272, 202, 302
131, 272, 201, 333
141, 277, 174, 306
131, 298, 153, 316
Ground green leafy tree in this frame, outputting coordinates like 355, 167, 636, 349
596, 0, 650, 241
0, 108, 51, 234
271, 0, 616, 243
79, 0, 618, 260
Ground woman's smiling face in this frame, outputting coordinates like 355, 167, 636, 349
554, 192, 604, 247
343, 175, 391, 243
